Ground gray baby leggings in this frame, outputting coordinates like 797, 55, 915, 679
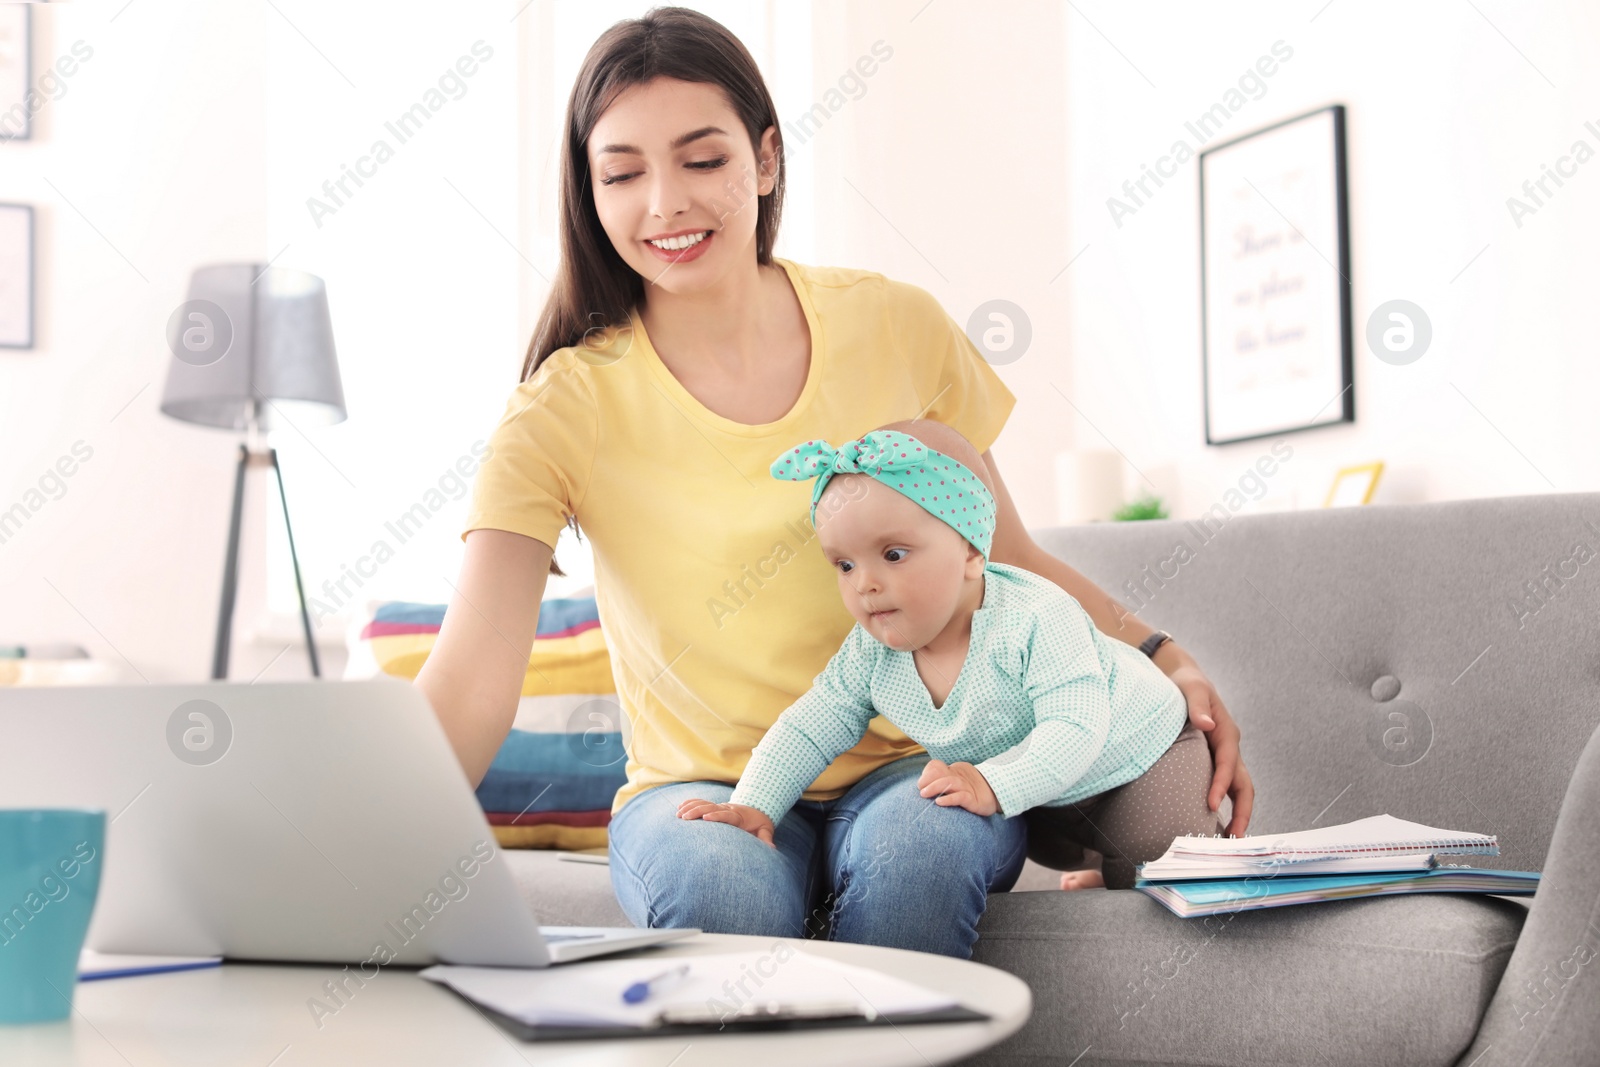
1023, 721, 1226, 889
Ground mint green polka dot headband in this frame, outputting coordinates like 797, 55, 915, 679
770, 429, 997, 559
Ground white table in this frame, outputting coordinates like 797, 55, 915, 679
1, 933, 1032, 1066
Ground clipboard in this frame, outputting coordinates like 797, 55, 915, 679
441, 984, 992, 1042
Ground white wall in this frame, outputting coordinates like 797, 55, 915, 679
1, 2, 529, 682
808, 0, 1077, 520
813, 0, 1599, 524
255, 4, 524, 655
2, 2, 278, 683
1062, 0, 1600, 519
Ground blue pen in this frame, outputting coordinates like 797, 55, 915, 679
622, 963, 691, 1004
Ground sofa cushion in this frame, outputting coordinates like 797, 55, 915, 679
969, 890, 1526, 1067
502, 850, 631, 928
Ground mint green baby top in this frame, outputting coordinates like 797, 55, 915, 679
727, 561, 1190, 826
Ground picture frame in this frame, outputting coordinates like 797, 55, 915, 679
0, 5, 30, 142
0, 202, 35, 349
1200, 104, 1353, 445
1324, 461, 1384, 508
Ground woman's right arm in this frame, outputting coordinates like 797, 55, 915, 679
414, 528, 553, 788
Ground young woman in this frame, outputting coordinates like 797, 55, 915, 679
414, 7, 1254, 959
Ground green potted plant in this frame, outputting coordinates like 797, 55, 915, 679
1112, 492, 1168, 521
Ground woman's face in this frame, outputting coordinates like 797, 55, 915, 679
815, 476, 984, 653
587, 76, 777, 292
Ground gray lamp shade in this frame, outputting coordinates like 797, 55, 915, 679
160, 264, 347, 431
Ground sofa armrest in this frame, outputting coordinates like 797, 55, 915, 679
1457, 718, 1600, 1065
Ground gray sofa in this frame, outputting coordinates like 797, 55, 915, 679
502, 491, 1600, 1066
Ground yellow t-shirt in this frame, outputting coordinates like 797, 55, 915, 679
462, 257, 1017, 815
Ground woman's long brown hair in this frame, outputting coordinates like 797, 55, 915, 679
525, 6, 787, 576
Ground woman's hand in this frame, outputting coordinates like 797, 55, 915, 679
675, 798, 777, 848
1156, 645, 1255, 837
918, 758, 1001, 817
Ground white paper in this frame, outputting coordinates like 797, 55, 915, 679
420, 948, 957, 1029
1167, 814, 1497, 857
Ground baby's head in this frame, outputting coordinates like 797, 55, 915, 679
791, 419, 995, 653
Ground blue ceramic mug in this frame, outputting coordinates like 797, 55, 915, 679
0, 809, 106, 1024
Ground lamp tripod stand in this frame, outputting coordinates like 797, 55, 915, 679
212, 424, 320, 680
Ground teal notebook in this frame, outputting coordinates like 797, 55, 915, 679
1135, 866, 1541, 918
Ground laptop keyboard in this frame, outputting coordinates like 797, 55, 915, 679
541, 932, 605, 943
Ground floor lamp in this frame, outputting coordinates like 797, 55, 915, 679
158, 265, 347, 680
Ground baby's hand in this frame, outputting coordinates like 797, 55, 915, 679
918, 759, 1000, 817
676, 799, 777, 848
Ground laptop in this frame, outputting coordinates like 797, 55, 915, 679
0, 677, 697, 967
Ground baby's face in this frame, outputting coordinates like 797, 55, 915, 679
815, 475, 980, 652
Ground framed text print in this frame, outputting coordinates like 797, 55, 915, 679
0, 5, 29, 141
0, 203, 34, 348
1200, 104, 1352, 445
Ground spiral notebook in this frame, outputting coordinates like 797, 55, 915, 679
1163, 814, 1499, 859
1138, 850, 1442, 881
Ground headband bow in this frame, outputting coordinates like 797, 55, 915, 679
770, 429, 996, 559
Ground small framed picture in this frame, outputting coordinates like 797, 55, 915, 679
0, 203, 35, 349
1324, 461, 1384, 508
0, 5, 30, 142
1200, 104, 1353, 445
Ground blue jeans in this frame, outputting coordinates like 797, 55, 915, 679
606, 754, 1028, 959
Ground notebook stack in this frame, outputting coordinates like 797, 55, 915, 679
1133, 813, 1541, 917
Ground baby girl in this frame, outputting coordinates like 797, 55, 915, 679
677, 418, 1224, 889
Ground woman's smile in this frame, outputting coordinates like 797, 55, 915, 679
644, 227, 715, 263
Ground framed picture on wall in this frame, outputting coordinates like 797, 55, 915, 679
0, 5, 30, 141
1200, 104, 1352, 445
0, 203, 35, 348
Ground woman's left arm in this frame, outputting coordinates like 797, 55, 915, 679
981, 450, 1255, 836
